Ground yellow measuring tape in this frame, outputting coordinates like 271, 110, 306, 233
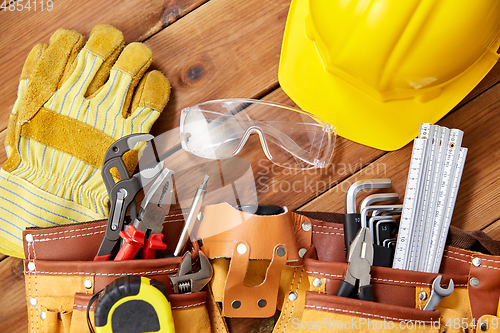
93, 275, 175, 333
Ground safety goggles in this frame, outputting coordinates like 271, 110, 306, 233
180, 99, 336, 169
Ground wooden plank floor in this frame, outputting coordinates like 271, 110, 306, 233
1, 1, 500, 332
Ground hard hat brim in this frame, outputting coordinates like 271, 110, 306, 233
279, 0, 500, 151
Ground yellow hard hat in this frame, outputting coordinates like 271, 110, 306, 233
279, 0, 500, 150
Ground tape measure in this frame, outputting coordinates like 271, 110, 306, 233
93, 275, 175, 333
392, 137, 427, 270
393, 123, 467, 272
431, 147, 467, 272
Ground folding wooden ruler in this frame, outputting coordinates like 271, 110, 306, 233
393, 124, 467, 272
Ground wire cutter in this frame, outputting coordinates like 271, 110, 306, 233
335, 227, 374, 301
114, 168, 173, 260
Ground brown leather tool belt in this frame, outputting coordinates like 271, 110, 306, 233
23, 206, 500, 333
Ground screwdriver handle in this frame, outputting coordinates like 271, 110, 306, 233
141, 233, 167, 259
115, 226, 145, 260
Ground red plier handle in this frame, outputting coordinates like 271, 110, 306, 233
115, 226, 145, 260
115, 226, 167, 260
142, 233, 167, 259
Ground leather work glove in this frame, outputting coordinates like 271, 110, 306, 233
0, 25, 171, 258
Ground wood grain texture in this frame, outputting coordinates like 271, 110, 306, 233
145, 0, 291, 136
0, 0, 499, 332
455, 62, 500, 110
300, 82, 500, 233
0, 0, 17, 12
0, 257, 26, 333
140, 86, 384, 211
0, 0, 207, 131
483, 219, 500, 240
145, 4, 500, 138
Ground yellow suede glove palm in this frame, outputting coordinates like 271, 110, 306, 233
0, 25, 170, 258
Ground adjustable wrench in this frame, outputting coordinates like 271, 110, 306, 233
169, 251, 213, 294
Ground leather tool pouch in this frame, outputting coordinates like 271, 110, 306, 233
23, 206, 500, 333
198, 203, 312, 319
296, 211, 500, 333
176, 206, 500, 333
23, 213, 212, 333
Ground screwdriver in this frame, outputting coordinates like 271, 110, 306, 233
173, 175, 209, 256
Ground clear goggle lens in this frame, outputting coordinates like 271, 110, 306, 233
180, 99, 336, 169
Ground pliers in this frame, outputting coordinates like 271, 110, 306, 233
335, 227, 374, 301
114, 168, 173, 260
94, 134, 164, 261
101, 133, 155, 220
